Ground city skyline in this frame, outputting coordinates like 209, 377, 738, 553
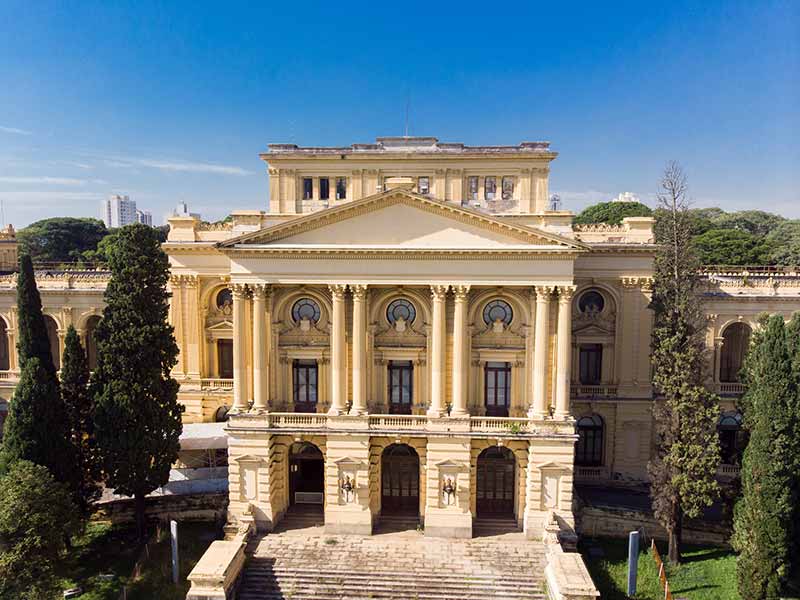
0, 1, 798, 227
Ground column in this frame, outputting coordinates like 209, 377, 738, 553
529, 286, 551, 419
428, 285, 449, 417
329, 284, 347, 415
350, 285, 368, 415
231, 284, 249, 413
251, 284, 270, 412
555, 286, 575, 419
450, 285, 470, 417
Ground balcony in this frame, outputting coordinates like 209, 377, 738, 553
574, 465, 609, 482
713, 382, 746, 397
717, 464, 741, 480
571, 384, 618, 399
200, 378, 234, 392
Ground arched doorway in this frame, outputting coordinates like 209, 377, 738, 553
381, 444, 420, 515
85, 315, 101, 371
288, 442, 324, 506
476, 446, 516, 518
43, 315, 60, 370
720, 323, 752, 383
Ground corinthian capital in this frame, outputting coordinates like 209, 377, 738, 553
557, 285, 577, 303
250, 283, 271, 299
534, 286, 554, 301
430, 285, 449, 302
329, 284, 348, 300
231, 283, 249, 298
350, 284, 368, 301
452, 285, 471, 301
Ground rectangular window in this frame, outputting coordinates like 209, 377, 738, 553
484, 361, 511, 417
502, 177, 514, 201
485, 176, 496, 201
418, 176, 430, 195
319, 177, 330, 200
579, 344, 603, 385
293, 359, 318, 412
302, 178, 313, 200
468, 176, 479, 202
388, 360, 413, 414
335, 177, 347, 200
217, 340, 233, 379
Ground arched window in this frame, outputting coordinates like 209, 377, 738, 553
291, 298, 321, 324
386, 298, 416, 325
578, 290, 605, 315
576, 414, 604, 466
720, 323, 751, 383
44, 315, 60, 370
216, 288, 233, 311
0, 317, 8, 371
85, 315, 101, 371
718, 412, 747, 465
483, 299, 513, 326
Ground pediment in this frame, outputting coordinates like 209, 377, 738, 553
334, 456, 365, 467
207, 319, 233, 331
435, 459, 468, 470
220, 190, 586, 253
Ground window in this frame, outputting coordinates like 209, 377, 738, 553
388, 361, 413, 414
576, 415, 604, 466
501, 177, 514, 201
217, 340, 233, 379
386, 298, 416, 325
216, 288, 233, 310
485, 176, 497, 201
468, 176, 479, 202
418, 176, 430, 195
292, 298, 321, 324
718, 412, 747, 465
720, 323, 752, 383
485, 361, 511, 417
335, 177, 347, 200
319, 177, 330, 200
293, 360, 318, 412
483, 299, 513, 327
302, 178, 313, 200
578, 290, 605, 315
579, 344, 603, 384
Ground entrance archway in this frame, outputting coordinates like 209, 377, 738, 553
476, 446, 516, 518
288, 442, 324, 506
381, 444, 420, 515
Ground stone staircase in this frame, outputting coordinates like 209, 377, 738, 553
237, 521, 547, 600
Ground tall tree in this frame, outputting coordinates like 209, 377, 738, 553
648, 162, 721, 564
733, 315, 800, 599
1, 256, 75, 485
573, 199, 653, 225
17, 217, 108, 265
61, 325, 100, 518
0, 460, 79, 600
92, 224, 183, 538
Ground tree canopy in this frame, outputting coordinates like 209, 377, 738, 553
17, 217, 108, 265
574, 200, 653, 226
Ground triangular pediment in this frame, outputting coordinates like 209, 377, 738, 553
207, 319, 233, 331
219, 190, 587, 253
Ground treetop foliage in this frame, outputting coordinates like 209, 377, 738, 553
573, 200, 653, 226
18, 217, 108, 265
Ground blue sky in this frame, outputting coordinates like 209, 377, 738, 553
0, 0, 798, 227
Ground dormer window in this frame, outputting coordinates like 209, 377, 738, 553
418, 176, 430, 195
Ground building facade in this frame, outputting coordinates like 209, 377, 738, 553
102, 194, 138, 228
0, 136, 797, 540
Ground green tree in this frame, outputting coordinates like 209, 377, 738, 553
0, 460, 79, 600
766, 221, 800, 266
92, 224, 183, 538
574, 200, 653, 225
1, 256, 75, 485
648, 162, 721, 564
732, 315, 800, 599
715, 210, 786, 237
17, 217, 108, 265
691, 229, 776, 266
61, 325, 100, 519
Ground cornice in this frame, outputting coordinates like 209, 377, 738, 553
225, 248, 580, 261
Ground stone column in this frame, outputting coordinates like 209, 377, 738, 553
350, 285, 368, 415
329, 284, 348, 415
450, 285, 470, 417
555, 286, 575, 419
428, 285, 449, 417
530, 286, 551, 419
251, 284, 270, 413
231, 284, 249, 413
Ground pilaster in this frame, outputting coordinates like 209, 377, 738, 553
324, 433, 373, 535
424, 437, 472, 539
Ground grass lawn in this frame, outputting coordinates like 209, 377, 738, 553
55, 520, 219, 600
581, 536, 740, 600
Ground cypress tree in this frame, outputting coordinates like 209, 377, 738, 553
92, 224, 183, 538
1, 255, 75, 485
733, 314, 800, 599
61, 325, 100, 518
648, 162, 721, 564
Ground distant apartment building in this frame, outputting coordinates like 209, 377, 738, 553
166, 201, 201, 222
135, 209, 153, 226
102, 194, 138, 228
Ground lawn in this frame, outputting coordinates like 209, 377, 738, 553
581, 536, 740, 600
55, 520, 219, 600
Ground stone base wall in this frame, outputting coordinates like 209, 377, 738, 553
96, 492, 228, 525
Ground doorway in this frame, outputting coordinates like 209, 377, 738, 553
476, 446, 516, 518
380, 444, 420, 515
289, 442, 324, 506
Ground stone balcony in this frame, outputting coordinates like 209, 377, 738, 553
712, 382, 747, 397
226, 412, 575, 439
570, 384, 618, 400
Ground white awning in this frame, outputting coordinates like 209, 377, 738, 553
179, 422, 228, 450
